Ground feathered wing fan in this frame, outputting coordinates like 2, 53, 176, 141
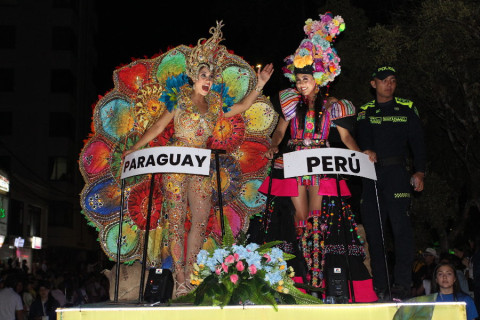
79, 45, 278, 265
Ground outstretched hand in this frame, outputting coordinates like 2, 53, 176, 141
257, 63, 274, 87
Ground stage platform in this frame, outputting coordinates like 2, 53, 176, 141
57, 301, 466, 320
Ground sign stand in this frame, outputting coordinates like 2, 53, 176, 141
212, 149, 226, 237
113, 146, 224, 303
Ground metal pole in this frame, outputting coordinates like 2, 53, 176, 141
212, 149, 226, 236
114, 178, 126, 302
336, 174, 355, 303
138, 173, 156, 303
374, 180, 392, 300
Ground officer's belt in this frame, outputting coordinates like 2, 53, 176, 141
375, 156, 405, 167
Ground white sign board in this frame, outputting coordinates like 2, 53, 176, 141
283, 148, 377, 180
0, 174, 9, 193
121, 146, 211, 179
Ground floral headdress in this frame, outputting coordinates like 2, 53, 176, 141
185, 21, 228, 81
282, 12, 345, 87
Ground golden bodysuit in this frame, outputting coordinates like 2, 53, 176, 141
163, 86, 223, 280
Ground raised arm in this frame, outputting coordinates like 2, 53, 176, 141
224, 63, 274, 118
123, 109, 175, 157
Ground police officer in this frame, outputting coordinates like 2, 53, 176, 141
356, 66, 426, 301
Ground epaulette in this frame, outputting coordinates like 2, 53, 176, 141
395, 97, 414, 108
360, 100, 375, 110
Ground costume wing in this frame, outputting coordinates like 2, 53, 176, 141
79, 45, 277, 264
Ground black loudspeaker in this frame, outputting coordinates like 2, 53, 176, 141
143, 268, 174, 303
325, 265, 349, 304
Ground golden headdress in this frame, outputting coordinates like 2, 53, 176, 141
185, 21, 228, 81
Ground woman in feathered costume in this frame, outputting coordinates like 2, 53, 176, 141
123, 22, 273, 296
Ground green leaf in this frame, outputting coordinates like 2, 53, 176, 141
222, 213, 235, 247
257, 241, 283, 253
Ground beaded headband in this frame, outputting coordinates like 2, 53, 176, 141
282, 12, 345, 87
185, 21, 228, 81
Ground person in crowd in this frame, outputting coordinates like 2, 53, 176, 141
394, 261, 478, 320
473, 234, 480, 314
28, 281, 60, 320
123, 21, 273, 297
433, 262, 478, 320
0, 275, 24, 320
356, 65, 426, 301
23, 280, 36, 319
411, 247, 438, 296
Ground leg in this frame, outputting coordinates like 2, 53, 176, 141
307, 185, 322, 212
291, 185, 309, 222
184, 175, 212, 283
360, 178, 389, 291
383, 167, 413, 291
164, 173, 188, 285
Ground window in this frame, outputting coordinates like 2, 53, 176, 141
0, 25, 15, 49
49, 112, 75, 138
52, 26, 77, 51
8, 199, 23, 236
51, 69, 76, 94
48, 156, 72, 181
0, 111, 12, 135
48, 201, 73, 228
27, 205, 41, 237
0, 68, 14, 92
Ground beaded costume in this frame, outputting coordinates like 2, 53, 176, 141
257, 13, 376, 302
78, 22, 278, 274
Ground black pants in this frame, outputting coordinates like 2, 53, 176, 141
360, 164, 413, 290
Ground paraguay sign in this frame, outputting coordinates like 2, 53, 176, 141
121, 146, 211, 179
283, 148, 377, 180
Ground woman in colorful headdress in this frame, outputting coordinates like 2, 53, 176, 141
261, 13, 376, 301
122, 22, 274, 297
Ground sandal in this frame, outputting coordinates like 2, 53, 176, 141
175, 281, 192, 298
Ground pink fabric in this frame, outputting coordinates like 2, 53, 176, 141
258, 177, 299, 197
349, 279, 378, 303
318, 178, 351, 197
292, 276, 307, 294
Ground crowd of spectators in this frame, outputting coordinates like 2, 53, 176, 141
0, 254, 110, 320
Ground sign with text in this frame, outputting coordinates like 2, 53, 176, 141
121, 147, 211, 179
283, 148, 377, 180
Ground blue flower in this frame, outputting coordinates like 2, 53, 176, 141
269, 247, 284, 261
196, 250, 209, 265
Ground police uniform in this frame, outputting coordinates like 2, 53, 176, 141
356, 97, 426, 294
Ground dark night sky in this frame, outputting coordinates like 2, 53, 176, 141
92, 1, 397, 97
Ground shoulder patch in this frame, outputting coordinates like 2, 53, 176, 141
357, 110, 366, 120
360, 100, 375, 110
395, 97, 414, 108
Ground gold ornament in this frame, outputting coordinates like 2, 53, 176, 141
185, 21, 227, 81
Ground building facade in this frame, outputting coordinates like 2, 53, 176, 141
0, 0, 100, 271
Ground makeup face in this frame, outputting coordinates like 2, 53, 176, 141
436, 265, 456, 292
295, 73, 316, 97
193, 66, 213, 96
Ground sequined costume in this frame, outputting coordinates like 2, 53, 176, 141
163, 86, 223, 279
78, 44, 277, 268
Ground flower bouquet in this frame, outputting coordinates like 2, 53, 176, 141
174, 217, 322, 309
